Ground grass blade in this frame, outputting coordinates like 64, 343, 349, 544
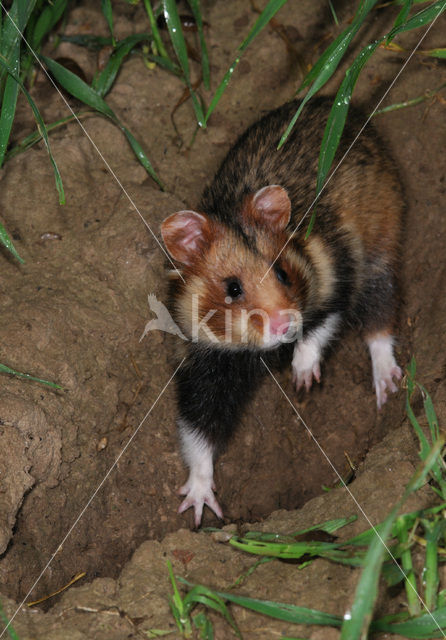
0, 54, 65, 204
238, 0, 289, 52
0, 72, 20, 167
184, 585, 242, 638
208, 589, 342, 627
162, 0, 205, 126
30, 0, 68, 50
304, 39, 380, 234
387, 0, 446, 41
143, 0, 169, 59
179, 578, 342, 628
0, 220, 24, 263
392, 0, 414, 30
5, 112, 92, 160
93, 33, 152, 97
373, 606, 446, 637
101, 0, 116, 45
316, 41, 380, 196
0, 363, 62, 389
394, 516, 420, 616
422, 518, 444, 611
205, 0, 288, 122
0, 0, 37, 83
187, 0, 210, 89
279, 0, 380, 148
120, 125, 164, 189
243, 515, 357, 541
41, 55, 163, 186
340, 438, 445, 639
41, 55, 115, 117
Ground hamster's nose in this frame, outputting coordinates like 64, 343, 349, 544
269, 311, 290, 336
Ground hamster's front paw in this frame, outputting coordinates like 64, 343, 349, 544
292, 342, 321, 392
178, 475, 223, 528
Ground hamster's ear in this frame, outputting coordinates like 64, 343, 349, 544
244, 185, 291, 232
161, 210, 212, 265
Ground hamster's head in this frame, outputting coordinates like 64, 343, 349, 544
161, 185, 308, 349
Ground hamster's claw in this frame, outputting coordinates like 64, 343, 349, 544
178, 479, 223, 528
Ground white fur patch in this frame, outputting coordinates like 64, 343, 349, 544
177, 420, 223, 526
366, 333, 402, 409
292, 313, 340, 391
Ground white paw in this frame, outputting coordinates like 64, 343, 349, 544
292, 342, 321, 392
374, 364, 402, 410
178, 475, 223, 528
367, 333, 402, 409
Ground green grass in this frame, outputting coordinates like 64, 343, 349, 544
167, 362, 446, 638
0, 362, 62, 389
1, 0, 445, 262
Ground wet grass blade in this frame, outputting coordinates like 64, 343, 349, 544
101, 0, 116, 46
93, 33, 152, 97
5, 112, 92, 160
187, 0, 210, 90
162, 0, 205, 127
119, 126, 164, 189
184, 583, 343, 628
373, 82, 446, 114
0, 363, 62, 389
0, 72, 20, 167
0, 220, 24, 263
393, 0, 414, 29
387, 0, 446, 41
184, 586, 242, 638
41, 55, 115, 117
316, 41, 379, 195
278, 0, 379, 149
243, 515, 357, 542
394, 516, 420, 616
205, 0, 288, 122
372, 606, 446, 637
30, 0, 68, 50
306, 0, 446, 234
304, 39, 380, 236
41, 55, 163, 187
339, 438, 445, 639
0, 0, 37, 83
422, 518, 444, 611
0, 54, 65, 204
143, 0, 169, 59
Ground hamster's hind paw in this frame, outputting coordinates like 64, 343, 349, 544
178, 477, 223, 528
375, 365, 402, 410
292, 360, 321, 392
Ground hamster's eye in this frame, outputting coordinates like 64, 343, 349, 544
226, 278, 243, 299
274, 265, 290, 286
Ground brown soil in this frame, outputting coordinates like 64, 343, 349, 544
0, 0, 445, 637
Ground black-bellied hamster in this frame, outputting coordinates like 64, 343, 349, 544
161, 97, 403, 526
